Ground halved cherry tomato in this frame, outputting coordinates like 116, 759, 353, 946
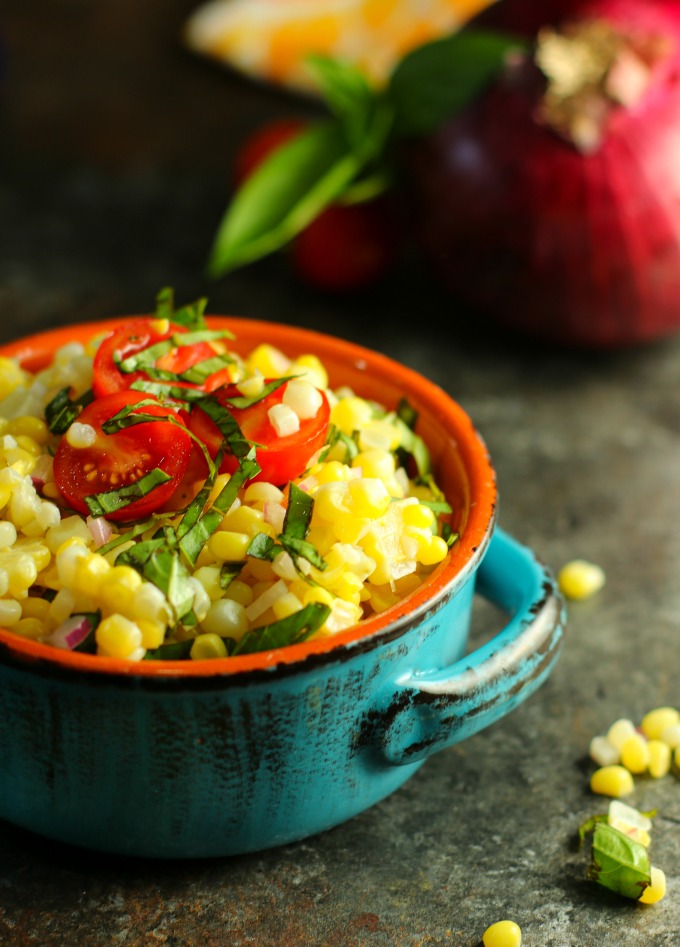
92, 319, 232, 398
53, 391, 192, 522
189, 380, 330, 486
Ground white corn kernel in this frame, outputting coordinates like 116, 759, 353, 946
282, 378, 323, 420
65, 422, 97, 449
268, 403, 300, 437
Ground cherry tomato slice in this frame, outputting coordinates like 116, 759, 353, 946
92, 318, 231, 398
189, 381, 330, 486
53, 391, 192, 522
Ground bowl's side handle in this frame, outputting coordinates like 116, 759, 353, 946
380, 528, 566, 766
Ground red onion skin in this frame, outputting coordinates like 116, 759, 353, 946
407, 0, 680, 347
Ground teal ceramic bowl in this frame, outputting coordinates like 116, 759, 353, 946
0, 318, 566, 858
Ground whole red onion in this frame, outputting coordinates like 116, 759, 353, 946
406, 0, 680, 347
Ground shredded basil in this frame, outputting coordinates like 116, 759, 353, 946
220, 562, 244, 590
197, 395, 252, 459
97, 519, 155, 555
85, 467, 172, 519
117, 527, 195, 623
221, 376, 290, 410
247, 482, 326, 572
44, 387, 95, 434
397, 397, 418, 430
177, 354, 233, 385
143, 639, 193, 661
154, 286, 211, 331
318, 423, 359, 463
231, 602, 331, 655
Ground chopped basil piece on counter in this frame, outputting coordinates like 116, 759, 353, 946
231, 602, 331, 655
85, 467, 172, 518
579, 819, 652, 901
45, 387, 94, 434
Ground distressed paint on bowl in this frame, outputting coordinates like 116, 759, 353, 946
0, 319, 565, 857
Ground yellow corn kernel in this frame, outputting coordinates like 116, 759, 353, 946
47, 517, 92, 552
333, 515, 371, 545
246, 343, 290, 377
590, 765, 635, 798
557, 559, 606, 600
201, 598, 249, 639
220, 504, 264, 534
0, 357, 28, 398
243, 481, 284, 508
6, 416, 49, 445
639, 866, 666, 904
313, 482, 350, 521
620, 733, 650, 774
137, 618, 166, 650
0, 598, 22, 627
190, 633, 229, 660
331, 396, 373, 435
357, 419, 401, 452
367, 584, 400, 613
272, 591, 303, 620
302, 586, 335, 607
641, 706, 679, 740
148, 317, 170, 335
21, 597, 51, 621
12, 616, 45, 640
48, 587, 76, 626
675, 745, 680, 769
352, 448, 396, 481
0, 521, 17, 549
607, 718, 637, 751
647, 740, 671, 779
13, 435, 41, 458
418, 534, 449, 566
348, 478, 390, 517
315, 461, 351, 485
323, 597, 362, 633
236, 371, 265, 398
289, 353, 328, 389
334, 574, 364, 606
0, 483, 11, 510
482, 920, 522, 947
192, 565, 224, 601
6, 555, 38, 597
208, 530, 251, 562
401, 503, 436, 530
72, 553, 111, 594
96, 614, 144, 660
223, 579, 254, 607
660, 723, 680, 749
131, 583, 171, 627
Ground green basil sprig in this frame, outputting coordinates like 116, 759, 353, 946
208, 31, 525, 278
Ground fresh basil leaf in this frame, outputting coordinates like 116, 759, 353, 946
283, 482, 314, 541
246, 532, 277, 561
281, 535, 327, 571
319, 424, 359, 463
45, 387, 94, 435
207, 121, 367, 277
305, 54, 382, 151
143, 639, 193, 661
232, 602, 330, 655
177, 354, 233, 385
213, 450, 261, 511
85, 467, 172, 518
441, 524, 460, 548
155, 286, 209, 331
222, 377, 290, 410
130, 379, 208, 403
388, 30, 527, 138
97, 519, 154, 555
220, 562, 244, 590
588, 823, 651, 900
118, 531, 195, 622
197, 395, 251, 459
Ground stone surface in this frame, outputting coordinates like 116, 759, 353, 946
0, 3, 679, 945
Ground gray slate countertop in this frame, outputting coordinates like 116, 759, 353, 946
0, 4, 678, 945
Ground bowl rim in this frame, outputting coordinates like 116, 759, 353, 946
0, 316, 498, 679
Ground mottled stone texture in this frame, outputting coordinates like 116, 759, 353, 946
0, 3, 679, 945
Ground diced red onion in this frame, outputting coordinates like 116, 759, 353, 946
30, 454, 53, 493
245, 579, 288, 621
46, 615, 92, 650
86, 514, 113, 548
263, 500, 286, 533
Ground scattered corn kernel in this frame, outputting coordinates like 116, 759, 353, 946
641, 706, 679, 740
639, 866, 666, 904
607, 718, 637, 752
482, 920, 522, 947
660, 723, 680, 749
590, 765, 634, 798
620, 733, 650, 775
589, 735, 620, 767
557, 559, 606, 600
647, 740, 671, 779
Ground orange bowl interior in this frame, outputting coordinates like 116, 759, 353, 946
0, 317, 497, 676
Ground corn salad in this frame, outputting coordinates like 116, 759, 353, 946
0, 324, 455, 662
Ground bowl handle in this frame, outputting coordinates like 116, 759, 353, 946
380, 528, 566, 766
